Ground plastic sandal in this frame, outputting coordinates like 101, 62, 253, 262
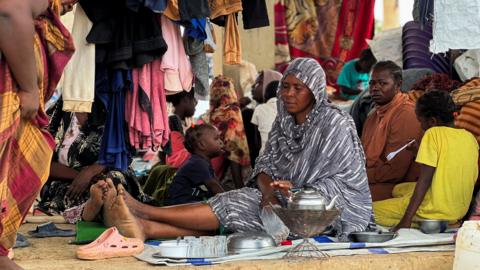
76, 227, 144, 260
28, 222, 75, 238
14, 233, 30, 248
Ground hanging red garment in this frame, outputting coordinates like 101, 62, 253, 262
330, 0, 375, 72
275, 0, 374, 86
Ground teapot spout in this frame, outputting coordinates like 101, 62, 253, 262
326, 195, 339, 210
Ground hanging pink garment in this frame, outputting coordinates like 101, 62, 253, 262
126, 59, 170, 150
159, 14, 194, 94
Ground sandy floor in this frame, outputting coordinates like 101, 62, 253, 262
13, 223, 454, 270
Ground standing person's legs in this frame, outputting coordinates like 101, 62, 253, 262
0, 122, 54, 269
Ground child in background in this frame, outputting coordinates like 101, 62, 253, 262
166, 124, 225, 205
373, 91, 479, 230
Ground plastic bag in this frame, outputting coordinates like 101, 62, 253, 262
259, 206, 290, 244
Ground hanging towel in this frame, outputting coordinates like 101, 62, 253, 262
224, 13, 242, 65
126, 59, 170, 150
62, 5, 95, 113
159, 15, 194, 94
96, 68, 130, 171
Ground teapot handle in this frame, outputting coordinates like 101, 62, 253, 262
326, 195, 339, 210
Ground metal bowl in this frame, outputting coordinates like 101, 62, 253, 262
419, 219, 448, 234
227, 232, 276, 254
349, 231, 397, 243
271, 207, 341, 238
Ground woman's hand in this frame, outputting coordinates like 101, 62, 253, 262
18, 90, 39, 121
391, 218, 413, 232
270, 180, 293, 198
66, 167, 94, 200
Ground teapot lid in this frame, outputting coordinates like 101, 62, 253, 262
292, 187, 325, 201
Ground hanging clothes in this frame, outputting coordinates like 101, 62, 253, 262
178, 0, 211, 21
209, 0, 242, 20
185, 18, 207, 41
204, 20, 217, 53
96, 68, 131, 171
184, 36, 209, 99
242, 0, 269, 29
61, 5, 96, 113
80, 0, 168, 68
412, 0, 434, 28
208, 0, 243, 65
126, 59, 170, 150
163, 0, 181, 21
277, 0, 374, 86
274, 0, 290, 69
224, 14, 242, 65
159, 15, 194, 94
127, 0, 167, 13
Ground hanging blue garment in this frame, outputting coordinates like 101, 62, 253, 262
185, 18, 207, 41
96, 68, 131, 171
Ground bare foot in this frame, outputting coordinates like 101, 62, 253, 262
108, 185, 145, 240
102, 178, 117, 227
119, 188, 145, 219
0, 256, 23, 270
82, 180, 107, 222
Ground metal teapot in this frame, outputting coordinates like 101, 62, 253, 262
287, 187, 338, 211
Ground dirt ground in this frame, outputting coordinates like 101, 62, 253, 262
13, 223, 454, 270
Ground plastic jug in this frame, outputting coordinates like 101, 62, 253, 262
453, 221, 480, 270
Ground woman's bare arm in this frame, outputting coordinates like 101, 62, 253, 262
0, 0, 48, 119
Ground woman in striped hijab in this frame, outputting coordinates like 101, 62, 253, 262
108, 58, 374, 242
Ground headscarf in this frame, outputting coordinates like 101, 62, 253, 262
252, 58, 373, 239
261, 69, 282, 101
209, 75, 250, 166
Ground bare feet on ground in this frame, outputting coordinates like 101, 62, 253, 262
107, 184, 145, 240
82, 180, 107, 221
102, 179, 118, 227
0, 256, 23, 270
119, 188, 145, 219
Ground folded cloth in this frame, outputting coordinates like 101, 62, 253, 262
28, 222, 76, 238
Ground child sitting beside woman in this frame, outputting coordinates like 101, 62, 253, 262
165, 124, 225, 205
374, 91, 479, 230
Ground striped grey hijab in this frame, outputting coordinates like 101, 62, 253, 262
252, 58, 374, 239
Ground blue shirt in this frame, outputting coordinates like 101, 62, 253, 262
167, 154, 215, 205
337, 59, 370, 100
